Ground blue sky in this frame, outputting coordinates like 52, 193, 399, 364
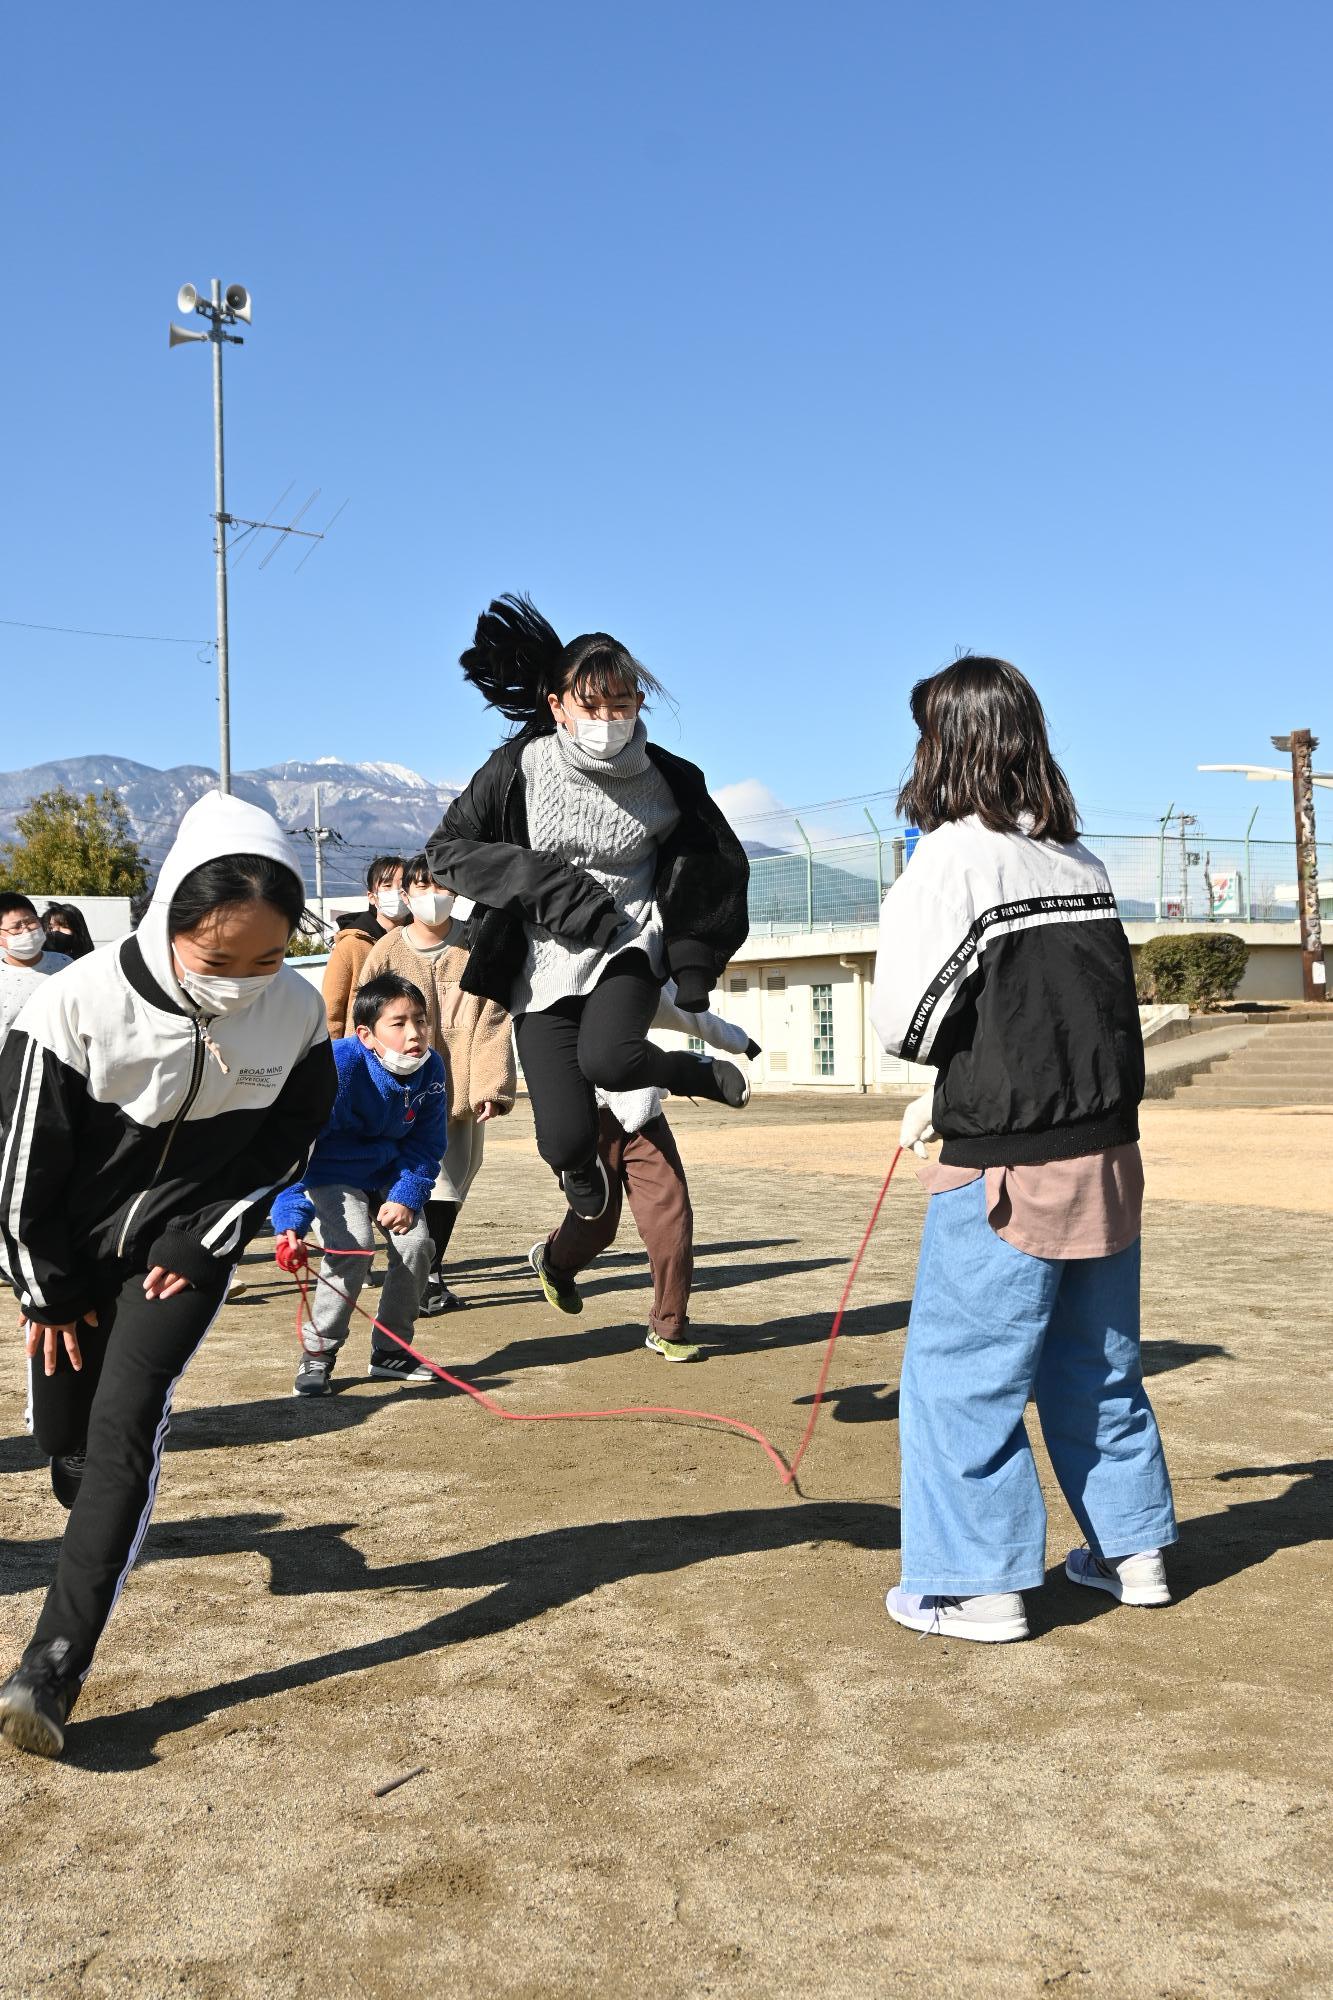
3, 0, 1329, 845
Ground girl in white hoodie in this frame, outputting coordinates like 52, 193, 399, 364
0, 792, 335, 1759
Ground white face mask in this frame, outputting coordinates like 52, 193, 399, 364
375, 1042, 430, 1077
573, 716, 636, 760
173, 951, 275, 1017
409, 890, 455, 926
375, 888, 405, 920
3, 926, 46, 962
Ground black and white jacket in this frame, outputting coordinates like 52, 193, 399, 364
0, 792, 336, 1324
870, 817, 1143, 1167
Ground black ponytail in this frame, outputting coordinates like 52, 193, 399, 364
461, 593, 670, 739
460, 594, 567, 737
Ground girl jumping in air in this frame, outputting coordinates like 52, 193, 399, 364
426, 595, 751, 1221
871, 657, 1176, 1645
0, 792, 336, 1757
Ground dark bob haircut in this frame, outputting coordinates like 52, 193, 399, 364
402, 850, 433, 889
460, 593, 668, 740
353, 970, 428, 1032
896, 656, 1079, 846
365, 854, 404, 894
167, 854, 306, 939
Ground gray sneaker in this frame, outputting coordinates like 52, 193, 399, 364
1065, 1546, 1170, 1607
885, 1586, 1029, 1643
293, 1349, 336, 1397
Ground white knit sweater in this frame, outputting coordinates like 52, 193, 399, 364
510, 722, 680, 1015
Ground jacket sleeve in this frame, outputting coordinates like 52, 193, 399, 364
653, 983, 751, 1056
385, 1059, 449, 1211
321, 935, 362, 1040
425, 752, 622, 947
652, 758, 751, 990
869, 839, 973, 1062
147, 1031, 338, 1288
468, 1001, 518, 1113
0, 1021, 96, 1324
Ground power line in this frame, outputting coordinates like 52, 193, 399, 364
0, 617, 213, 647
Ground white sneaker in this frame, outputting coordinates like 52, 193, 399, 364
885, 1586, 1029, 1643
1065, 1546, 1170, 1607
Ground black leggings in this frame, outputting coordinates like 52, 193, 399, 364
27, 1265, 232, 1682
514, 951, 710, 1173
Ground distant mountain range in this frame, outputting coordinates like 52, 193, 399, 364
0, 756, 461, 897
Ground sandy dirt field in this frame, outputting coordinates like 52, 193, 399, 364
1, 1095, 1329, 1999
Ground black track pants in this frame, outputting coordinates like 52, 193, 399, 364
514, 951, 712, 1173
425, 1199, 459, 1273
26, 1267, 231, 1682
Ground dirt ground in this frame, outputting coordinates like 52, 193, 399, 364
1, 1094, 1329, 1999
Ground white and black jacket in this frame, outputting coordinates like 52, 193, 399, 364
0, 792, 336, 1324
870, 818, 1143, 1167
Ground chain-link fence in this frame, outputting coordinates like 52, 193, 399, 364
745, 830, 1333, 932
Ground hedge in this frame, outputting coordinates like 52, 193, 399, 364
1136, 931, 1250, 1010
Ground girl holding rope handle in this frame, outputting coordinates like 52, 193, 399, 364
0, 792, 336, 1758
871, 658, 1176, 1646
425, 595, 751, 1223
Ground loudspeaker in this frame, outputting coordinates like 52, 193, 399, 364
224, 283, 251, 323
177, 282, 201, 315
169, 321, 208, 347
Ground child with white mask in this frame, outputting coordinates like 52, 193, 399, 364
0, 893, 73, 1053
0, 790, 335, 1759
272, 970, 447, 1392
355, 851, 515, 1312
320, 854, 410, 1038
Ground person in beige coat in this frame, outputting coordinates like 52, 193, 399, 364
321, 855, 408, 1037
355, 851, 516, 1312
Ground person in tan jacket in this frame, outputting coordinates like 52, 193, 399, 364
321, 855, 408, 1037
355, 851, 516, 1312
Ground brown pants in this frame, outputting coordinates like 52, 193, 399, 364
545, 1107, 693, 1339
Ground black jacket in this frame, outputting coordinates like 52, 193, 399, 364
870, 817, 1143, 1167
425, 738, 750, 1008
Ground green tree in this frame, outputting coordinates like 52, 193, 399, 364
0, 786, 150, 897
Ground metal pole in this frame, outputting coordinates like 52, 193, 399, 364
1156, 802, 1174, 922
864, 807, 883, 902
1286, 729, 1326, 1000
1243, 804, 1258, 923
312, 783, 325, 919
209, 279, 232, 793
794, 817, 814, 930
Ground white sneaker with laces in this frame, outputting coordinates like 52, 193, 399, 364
885, 1586, 1029, 1643
1065, 1546, 1170, 1607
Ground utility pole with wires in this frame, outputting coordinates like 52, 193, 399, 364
168, 279, 345, 794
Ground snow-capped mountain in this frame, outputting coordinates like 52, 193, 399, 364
0, 755, 460, 895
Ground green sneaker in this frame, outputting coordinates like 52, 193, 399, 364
528, 1241, 583, 1315
645, 1329, 703, 1363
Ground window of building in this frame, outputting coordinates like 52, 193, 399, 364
765, 973, 786, 991
687, 1035, 704, 1055
812, 983, 835, 1077
729, 975, 749, 993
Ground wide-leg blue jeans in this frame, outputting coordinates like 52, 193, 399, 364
899, 1178, 1176, 1596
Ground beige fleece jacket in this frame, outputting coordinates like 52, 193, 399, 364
355, 927, 516, 1121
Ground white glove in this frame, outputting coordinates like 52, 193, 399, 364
898, 1091, 936, 1159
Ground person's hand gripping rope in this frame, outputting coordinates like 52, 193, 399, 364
899, 1092, 936, 1159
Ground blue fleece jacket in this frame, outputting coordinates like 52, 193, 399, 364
270, 1035, 448, 1235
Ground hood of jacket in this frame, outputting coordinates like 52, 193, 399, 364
138, 789, 306, 1010
335, 905, 384, 939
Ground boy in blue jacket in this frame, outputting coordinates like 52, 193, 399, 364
273, 972, 447, 1394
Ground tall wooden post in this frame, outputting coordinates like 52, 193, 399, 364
1274, 730, 1326, 1002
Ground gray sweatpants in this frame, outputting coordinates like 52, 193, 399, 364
302, 1184, 433, 1356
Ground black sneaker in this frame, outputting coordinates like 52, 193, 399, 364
367, 1349, 437, 1385
695, 1057, 750, 1108
421, 1274, 462, 1316
50, 1451, 87, 1510
293, 1349, 337, 1397
528, 1240, 583, 1315
561, 1156, 610, 1221
0, 1640, 77, 1759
